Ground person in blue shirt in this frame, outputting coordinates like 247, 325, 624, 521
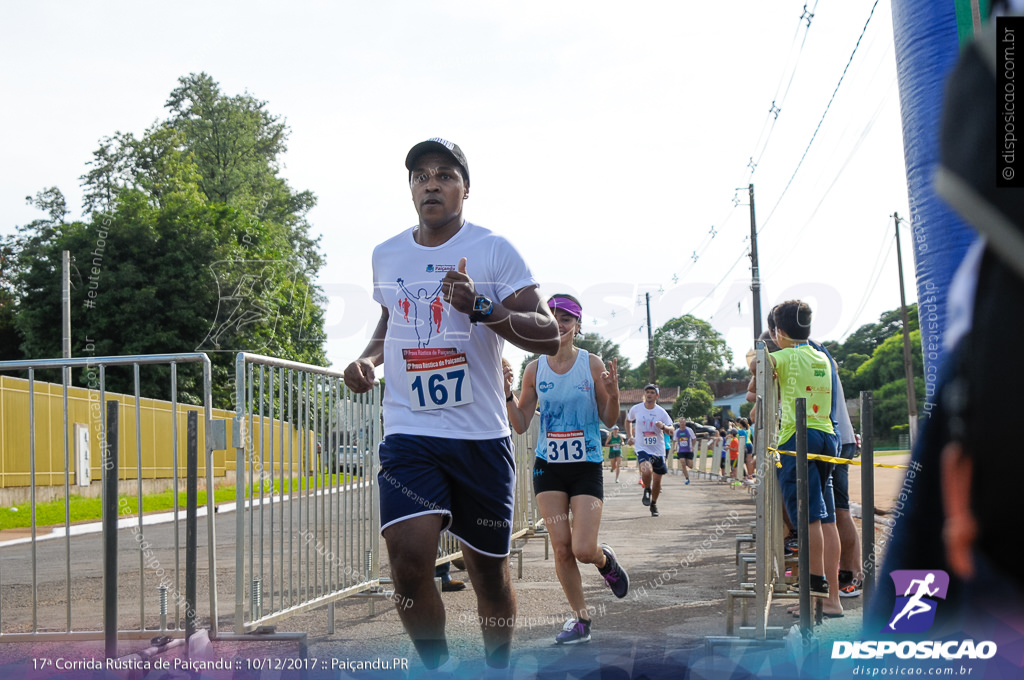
505, 294, 629, 644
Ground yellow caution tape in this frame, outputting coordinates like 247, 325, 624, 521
767, 447, 909, 470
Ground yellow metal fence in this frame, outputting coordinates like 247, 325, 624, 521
0, 375, 314, 488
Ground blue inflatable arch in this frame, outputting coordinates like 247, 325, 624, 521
890, 0, 987, 412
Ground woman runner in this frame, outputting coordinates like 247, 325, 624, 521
504, 294, 629, 644
607, 425, 624, 483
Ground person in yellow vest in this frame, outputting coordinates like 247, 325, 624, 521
770, 300, 843, 619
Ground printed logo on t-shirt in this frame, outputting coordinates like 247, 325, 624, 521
537, 381, 554, 393
425, 264, 456, 273
395, 277, 447, 348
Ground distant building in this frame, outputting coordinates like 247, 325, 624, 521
712, 391, 748, 421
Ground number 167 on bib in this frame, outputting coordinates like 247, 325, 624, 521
406, 352, 475, 411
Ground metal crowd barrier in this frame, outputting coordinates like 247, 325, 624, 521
0, 353, 217, 644
698, 439, 713, 477
725, 342, 788, 638
231, 353, 381, 635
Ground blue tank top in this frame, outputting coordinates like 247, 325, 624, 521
534, 350, 603, 464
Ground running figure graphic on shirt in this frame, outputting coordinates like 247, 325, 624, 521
430, 296, 443, 332
888, 573, 940, 630
396, 278, 445, 347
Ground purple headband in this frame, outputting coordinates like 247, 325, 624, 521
548, 296, 582, 319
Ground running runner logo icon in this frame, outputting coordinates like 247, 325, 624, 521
885, 569, 950, 634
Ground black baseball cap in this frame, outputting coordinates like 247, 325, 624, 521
405, 138, 470, 187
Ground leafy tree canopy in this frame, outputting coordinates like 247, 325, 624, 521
651, 314, 732, 382
7, 73, 328, 407
672, 386, 713, 420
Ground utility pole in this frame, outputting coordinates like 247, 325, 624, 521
893, 213, 919, 448
646, 292, 656, 384
62, 250, 71, 385
748, 184, 763, 340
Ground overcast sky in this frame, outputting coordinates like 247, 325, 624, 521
1, 0, 914, 378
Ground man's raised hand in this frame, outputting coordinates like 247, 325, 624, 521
442, 256, 476, 315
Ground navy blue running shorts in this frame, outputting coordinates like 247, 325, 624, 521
377, 433, 516, 557
777, 429, 838, 525
636, 451, 668, 475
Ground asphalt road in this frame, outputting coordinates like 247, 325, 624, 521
0, 478, 376, 636
0, 462, 886, 679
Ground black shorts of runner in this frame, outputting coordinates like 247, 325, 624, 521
637, 451, 668, 475
675, 450, 694, 460
532, 459, 604, 500
832, 442, 857, 510
608, 448, 622, 459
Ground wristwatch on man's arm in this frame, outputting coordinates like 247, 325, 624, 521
468, 295, 493, 324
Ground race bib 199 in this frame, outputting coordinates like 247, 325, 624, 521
546, 430, 586, 463
404, 348, 474, 411
642, 430, 659, 447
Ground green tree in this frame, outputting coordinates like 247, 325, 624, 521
11, 76, 328, 407
829, 305, 918, 373
851, 329, 923, 395
652, 314, 732, 382
872, 377, 926, 446
672, 386, 713, 420
0, 234, 23, 361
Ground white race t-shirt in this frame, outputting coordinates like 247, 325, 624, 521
372, 221, 537, 439
627, 403, 673, 457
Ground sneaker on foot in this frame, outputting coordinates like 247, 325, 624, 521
838, 579, 862, 598
599, 543, 629, 598
650, 502, 659, 517
555, 617, 591, 644
642, 488, 652, 506
685, 478, 690, 485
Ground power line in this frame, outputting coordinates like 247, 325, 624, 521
840, 215, 896, 339
747, 1, 821, 180
759, 0, 882, 235
683, 248, 750, 318
760, 76, 897, 285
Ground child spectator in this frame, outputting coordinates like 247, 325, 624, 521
770, 299, 843, 618
727, 429, 740, 472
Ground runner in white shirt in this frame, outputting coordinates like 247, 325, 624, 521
343, 139, 559, 674
626, 385, 674, 517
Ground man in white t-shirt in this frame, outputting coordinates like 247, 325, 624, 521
343, 138, 559, 673
626, 384, 674, 517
